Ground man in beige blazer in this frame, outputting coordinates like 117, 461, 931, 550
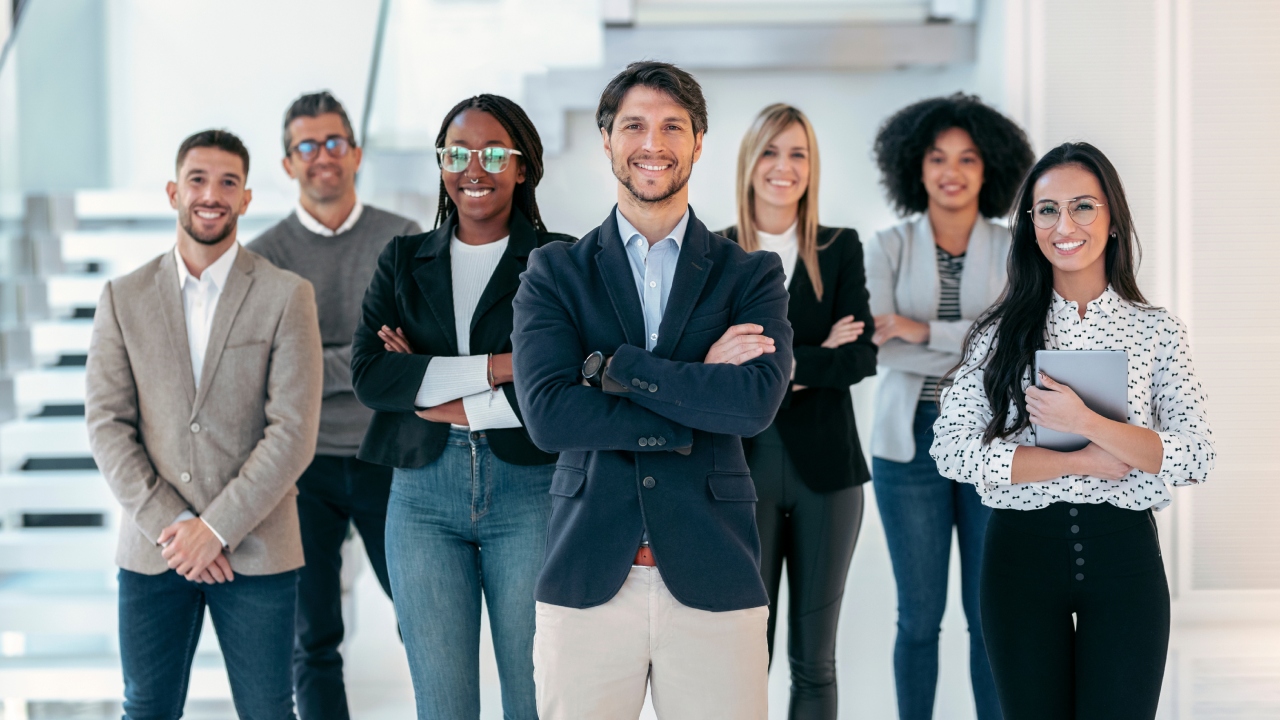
86, 129, 322, 720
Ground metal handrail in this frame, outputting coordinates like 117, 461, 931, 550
359, 0, 392, 149
0, 0, 32, 74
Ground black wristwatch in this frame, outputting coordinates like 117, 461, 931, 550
581, 351, 606, 388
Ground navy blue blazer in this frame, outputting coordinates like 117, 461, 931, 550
512, 207, 793, 612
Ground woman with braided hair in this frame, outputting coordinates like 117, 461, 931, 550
350, 93, 575, 719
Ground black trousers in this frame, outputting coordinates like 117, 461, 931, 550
981, 502, 1170, 720
748, 425, 865, 720
294, 455, 394, 720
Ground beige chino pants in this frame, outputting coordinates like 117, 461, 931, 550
533, 565, 769, 720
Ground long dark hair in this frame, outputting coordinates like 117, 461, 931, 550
433, 94, 546, 232
952, 142, 1151, 444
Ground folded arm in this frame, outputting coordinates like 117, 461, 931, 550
512, 247, 693, 453
351, 239, 432, 413
201, 281, 324, 550
792, 237, 877, 389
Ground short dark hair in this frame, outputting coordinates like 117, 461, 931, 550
433, 94, 547, 233
282, 91, 356, 155
873, 93, 1034, 219
596, 61, 708, 137
175, 129, 250, 178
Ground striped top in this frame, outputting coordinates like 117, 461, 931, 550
920, 245, 965, 402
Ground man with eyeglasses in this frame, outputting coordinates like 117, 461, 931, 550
247, 91, 420, 720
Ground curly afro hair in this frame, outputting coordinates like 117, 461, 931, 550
873, 93, 1034, 219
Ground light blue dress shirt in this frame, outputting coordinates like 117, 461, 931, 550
615, 207, 690, 351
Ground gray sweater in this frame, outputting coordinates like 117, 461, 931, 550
248, 205, 421, 456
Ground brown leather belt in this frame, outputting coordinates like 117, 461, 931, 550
633, 546, 656, 567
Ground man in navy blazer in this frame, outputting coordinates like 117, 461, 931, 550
512, 62, 792, 719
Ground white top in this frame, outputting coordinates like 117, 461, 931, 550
413, 233, 522, 430
295, 199, 364, 237
930, 286, 1215, 511
755, 222, 798, 290
169, 243, 237, 546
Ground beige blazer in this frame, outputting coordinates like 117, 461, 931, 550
86, 247, 323, 575
866, 215, 1010, 463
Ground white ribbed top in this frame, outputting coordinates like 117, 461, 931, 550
756, 221, 798, 289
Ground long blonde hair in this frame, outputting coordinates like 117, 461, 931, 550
734, 103, 827, 300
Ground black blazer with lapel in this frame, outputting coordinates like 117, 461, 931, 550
723, 225, 878, 492
351, 210, 573, 468
512, 207, 793, 613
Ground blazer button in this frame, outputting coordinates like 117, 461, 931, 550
190, 423, 201, 433
648, 385, 658, 393
642, 476, 656, 489
639, 438, 648, 447
647, 437, 658, 446
657, 437, 666, 446
179, 472, 191, 483
639, 381, 649, 390
632, 378, 642, 387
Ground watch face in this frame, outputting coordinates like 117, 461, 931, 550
582, 352, 603, 377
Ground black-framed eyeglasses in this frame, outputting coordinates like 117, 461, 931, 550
436, 145, 523, 174
1028, 197, 1107, 229
290, 136, 353, 162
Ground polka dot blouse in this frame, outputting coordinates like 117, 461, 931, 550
930, 286, 1215, 511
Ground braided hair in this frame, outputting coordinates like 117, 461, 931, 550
433, 94, 546, 232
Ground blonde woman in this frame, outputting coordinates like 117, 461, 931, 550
721, 103, 877, 720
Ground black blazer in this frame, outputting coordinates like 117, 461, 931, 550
351, 210, 574, 468
722, 225, 878, 492
512, 207, 793, 612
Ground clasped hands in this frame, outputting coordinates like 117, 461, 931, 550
159, 518, 233, 583
1027, 372, 1133, 480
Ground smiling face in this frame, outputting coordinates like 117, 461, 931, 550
602, 85, 703, 206
442, 109, 525, 228
282, 113, 361, 204
167, 147, 251, 246
922, 126, 984, 214
751, 121, 809, 218
1032, 163, 1112, 280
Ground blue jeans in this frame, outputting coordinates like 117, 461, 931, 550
873, 403, 1001, 720
118, 568, 298, 720
386, 428, 553, 720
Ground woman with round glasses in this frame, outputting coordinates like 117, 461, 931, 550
719, 103, 876, 720
931, 142, 1214, 718
350, 94, 574, 719
866, 93, 1034, 720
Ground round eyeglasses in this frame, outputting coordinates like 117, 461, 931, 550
291, 136, 352, 162
1028, 197, 1106, 229
436, 146, 523, 174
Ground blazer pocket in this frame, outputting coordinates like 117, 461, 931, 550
549, 467, 586, 498
683, 309, 730, 334
224, 339, 269, 351
707, 472, 758, 502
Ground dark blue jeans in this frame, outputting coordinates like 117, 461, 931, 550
872, 402, 1001, 720
118, 567, 298, 720
385, 428, 552, 720
294, 454, 394, 720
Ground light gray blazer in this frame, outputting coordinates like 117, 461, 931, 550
865, 215, 1009, 463
86, 247, 323, 575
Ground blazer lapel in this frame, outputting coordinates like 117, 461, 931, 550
653, 209, 713, 359
469, 210, 536, 337
905, 214, 940, 321
410, 222, 459, 355
154, 251, 197, 407
192, 248, 254, 415
959, 216, 997, 319
595, 207, 646, 348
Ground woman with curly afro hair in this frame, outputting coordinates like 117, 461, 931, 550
865, 93, 1033, 720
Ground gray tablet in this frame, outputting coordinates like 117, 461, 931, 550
1032, 350, 1128, 452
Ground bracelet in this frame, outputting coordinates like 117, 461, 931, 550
487, 353, 497, 392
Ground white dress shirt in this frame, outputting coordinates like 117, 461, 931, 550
414, 233, 522, 430
755, 222, 798, 290
930, 286, 1215, 511
295, 199, 364, 237
168, 244, 237, 546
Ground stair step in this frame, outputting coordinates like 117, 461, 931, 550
30, 403, 85, 418
49, 353, 87, 368
21, 457, 98, 472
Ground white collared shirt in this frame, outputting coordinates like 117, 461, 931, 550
169, 243, 239, 548
295, 199, 364, 237
175, 243, 239, 389
931, 286, 1215, 511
